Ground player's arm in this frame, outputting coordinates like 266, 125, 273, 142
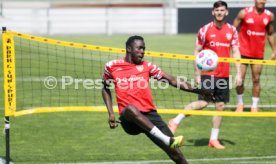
266, 13, 276, 60
161, 73, 194, 92
160, 73, 213, 99
232, 46, 242, 86
102, 79, 117, 129
233, 9, 245, 28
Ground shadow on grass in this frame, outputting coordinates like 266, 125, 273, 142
229, 107, 264, 112
185, 138, 235, 147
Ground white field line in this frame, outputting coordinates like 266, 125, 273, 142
60, 156, 276, 164
233, 162, 276, 164
1, 156, 276, 164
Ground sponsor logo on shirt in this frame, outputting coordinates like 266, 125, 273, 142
115, 75, 145, 84
246, 18, 254, 24
115, 68, 123, 72
246, 30, 265, 36
210, 41, 230, 47
210, 34, 216, 38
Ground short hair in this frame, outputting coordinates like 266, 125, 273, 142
213, 0, 228, 9
126, 35, 144, 48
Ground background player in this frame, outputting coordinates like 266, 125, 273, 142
168, 0, 242, 149
234, 0, 276, 112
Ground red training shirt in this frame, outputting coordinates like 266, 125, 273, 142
239, 7, 273, 59
103, 58, 164, 114
197, 21, 240, 77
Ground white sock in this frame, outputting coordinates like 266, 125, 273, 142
173, 114, 186, 124
237, 94, 243, 105
150, 126, 171, 145
252, 97, 259, 108
210, 128, 219, 140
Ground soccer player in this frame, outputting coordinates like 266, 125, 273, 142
102, 35, 212, 164
168, 1, 242, 149
234, 0, 276, 112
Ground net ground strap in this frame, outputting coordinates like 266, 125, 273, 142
13, 107, 276, 117
10, 31, 276, 65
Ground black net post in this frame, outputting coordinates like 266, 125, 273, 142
4, 117, 10, 164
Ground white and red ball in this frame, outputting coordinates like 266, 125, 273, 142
196, 49, 218, 72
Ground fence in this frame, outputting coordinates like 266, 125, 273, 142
1, 0, 276, 35
0, 1, 177, 35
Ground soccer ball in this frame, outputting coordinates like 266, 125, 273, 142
196, 49, 218, 72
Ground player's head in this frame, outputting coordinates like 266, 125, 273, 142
212, 1, 228, 22
125, 35, 145, 65
255, 0, 266, 11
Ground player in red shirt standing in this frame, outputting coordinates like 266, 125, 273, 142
168, 1, 242, 149
102, 35, 212, 163
233, 0, 276, 112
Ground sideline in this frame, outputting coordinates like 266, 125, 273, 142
63, 155, 276, 164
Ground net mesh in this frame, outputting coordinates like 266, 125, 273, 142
15, 37, 113, 109
4, 31, 276, 115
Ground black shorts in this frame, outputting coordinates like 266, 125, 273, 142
241, 55, 263, 66
198, 75, 229, 103
119, 109, 173, 144
241, 55, 263, 60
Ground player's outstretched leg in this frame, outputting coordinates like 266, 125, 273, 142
146, 124, 188, 164
170, 136, 184, 148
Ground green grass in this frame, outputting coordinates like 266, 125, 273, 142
1, 113, 276, 163
0, 34, 276, 163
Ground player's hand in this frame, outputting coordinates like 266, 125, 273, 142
235, 73, 242, 87
270, 52, 276, 60
108, 114, 120, 129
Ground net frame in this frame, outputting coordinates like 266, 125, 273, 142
3, 30, 276, 117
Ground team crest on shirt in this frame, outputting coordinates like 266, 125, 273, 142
226, 33, 232, 40
263, 18, 269, 25
136, 65, 144, 72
